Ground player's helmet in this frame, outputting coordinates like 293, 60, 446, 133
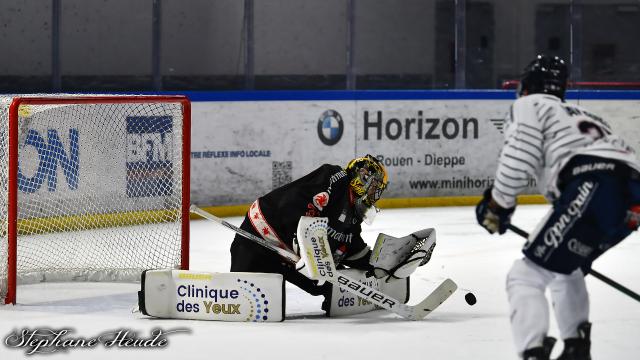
518, 54, 568, 100
346, 155, 388, 221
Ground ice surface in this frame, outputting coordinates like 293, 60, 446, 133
1, 205, 639, 359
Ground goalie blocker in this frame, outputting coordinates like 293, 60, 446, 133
138, 270, 285, 322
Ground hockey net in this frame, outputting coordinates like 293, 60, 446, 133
0, 95, 191, 304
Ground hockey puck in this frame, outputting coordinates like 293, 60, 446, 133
465, 292, 477, 306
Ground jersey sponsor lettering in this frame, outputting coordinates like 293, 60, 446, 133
326, 225, 354, 244
566, 238, 594, 258
544, 181, 595, 248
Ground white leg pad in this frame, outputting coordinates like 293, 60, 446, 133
138, 269, 285, 322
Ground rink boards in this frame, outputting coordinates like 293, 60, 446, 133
187, 90, 640, 210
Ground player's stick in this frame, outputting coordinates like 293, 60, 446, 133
190, 205, 457, 320
508, 223, 640, 303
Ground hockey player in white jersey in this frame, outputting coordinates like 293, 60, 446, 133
476, 55, 640, 360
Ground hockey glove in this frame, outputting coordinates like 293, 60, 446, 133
475, 187, 514, 235
369, 228, 436, 281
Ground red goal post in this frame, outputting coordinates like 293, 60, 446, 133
1, 95, 191, 304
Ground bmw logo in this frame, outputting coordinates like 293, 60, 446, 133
317, 110, 344, 146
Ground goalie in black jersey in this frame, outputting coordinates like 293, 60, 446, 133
230, 155, 388, 297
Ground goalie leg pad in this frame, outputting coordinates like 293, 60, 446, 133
138, 269, 285, 322
323, 268, 409, 317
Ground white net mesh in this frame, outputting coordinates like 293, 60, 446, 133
0, 95, 188, 303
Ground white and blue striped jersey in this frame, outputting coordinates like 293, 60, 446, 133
491, 93, 640, 208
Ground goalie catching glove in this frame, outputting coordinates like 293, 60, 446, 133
369, 228, 437, 282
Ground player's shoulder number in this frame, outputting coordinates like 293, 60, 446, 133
562, 104, 610, 140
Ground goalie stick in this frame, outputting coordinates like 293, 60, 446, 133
190, 205, 457, 320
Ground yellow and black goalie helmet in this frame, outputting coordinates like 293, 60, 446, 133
345, 154, 388, 207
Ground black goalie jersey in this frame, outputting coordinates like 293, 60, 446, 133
242, 164, 371, 268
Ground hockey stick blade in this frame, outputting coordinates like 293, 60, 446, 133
326, 271, 456, 321
397, 278, 457, 320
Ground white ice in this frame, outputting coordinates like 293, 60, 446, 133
1, 205, 639, 359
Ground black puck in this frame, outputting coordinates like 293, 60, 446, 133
465, 292, 477, 306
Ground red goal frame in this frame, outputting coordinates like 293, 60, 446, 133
4, 95, 191, 304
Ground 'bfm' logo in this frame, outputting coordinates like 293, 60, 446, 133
126, 116, 174, 198
317, 110, 343, 146
18, 129, 80, 193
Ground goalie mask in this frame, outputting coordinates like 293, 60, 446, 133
346, 155, 388, 224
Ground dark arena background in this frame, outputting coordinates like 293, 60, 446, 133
1, 1, 639, 360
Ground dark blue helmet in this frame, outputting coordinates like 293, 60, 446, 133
518, 55, 568, 100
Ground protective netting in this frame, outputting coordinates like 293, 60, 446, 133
0, 95, 188, 303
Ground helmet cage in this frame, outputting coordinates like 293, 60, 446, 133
356, 169, 386, 207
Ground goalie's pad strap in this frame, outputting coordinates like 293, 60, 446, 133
138, 270, 285, 322
138, 270, 149, 315
248, 200, 288, 250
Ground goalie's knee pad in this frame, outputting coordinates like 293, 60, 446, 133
138, 269, 285, 322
